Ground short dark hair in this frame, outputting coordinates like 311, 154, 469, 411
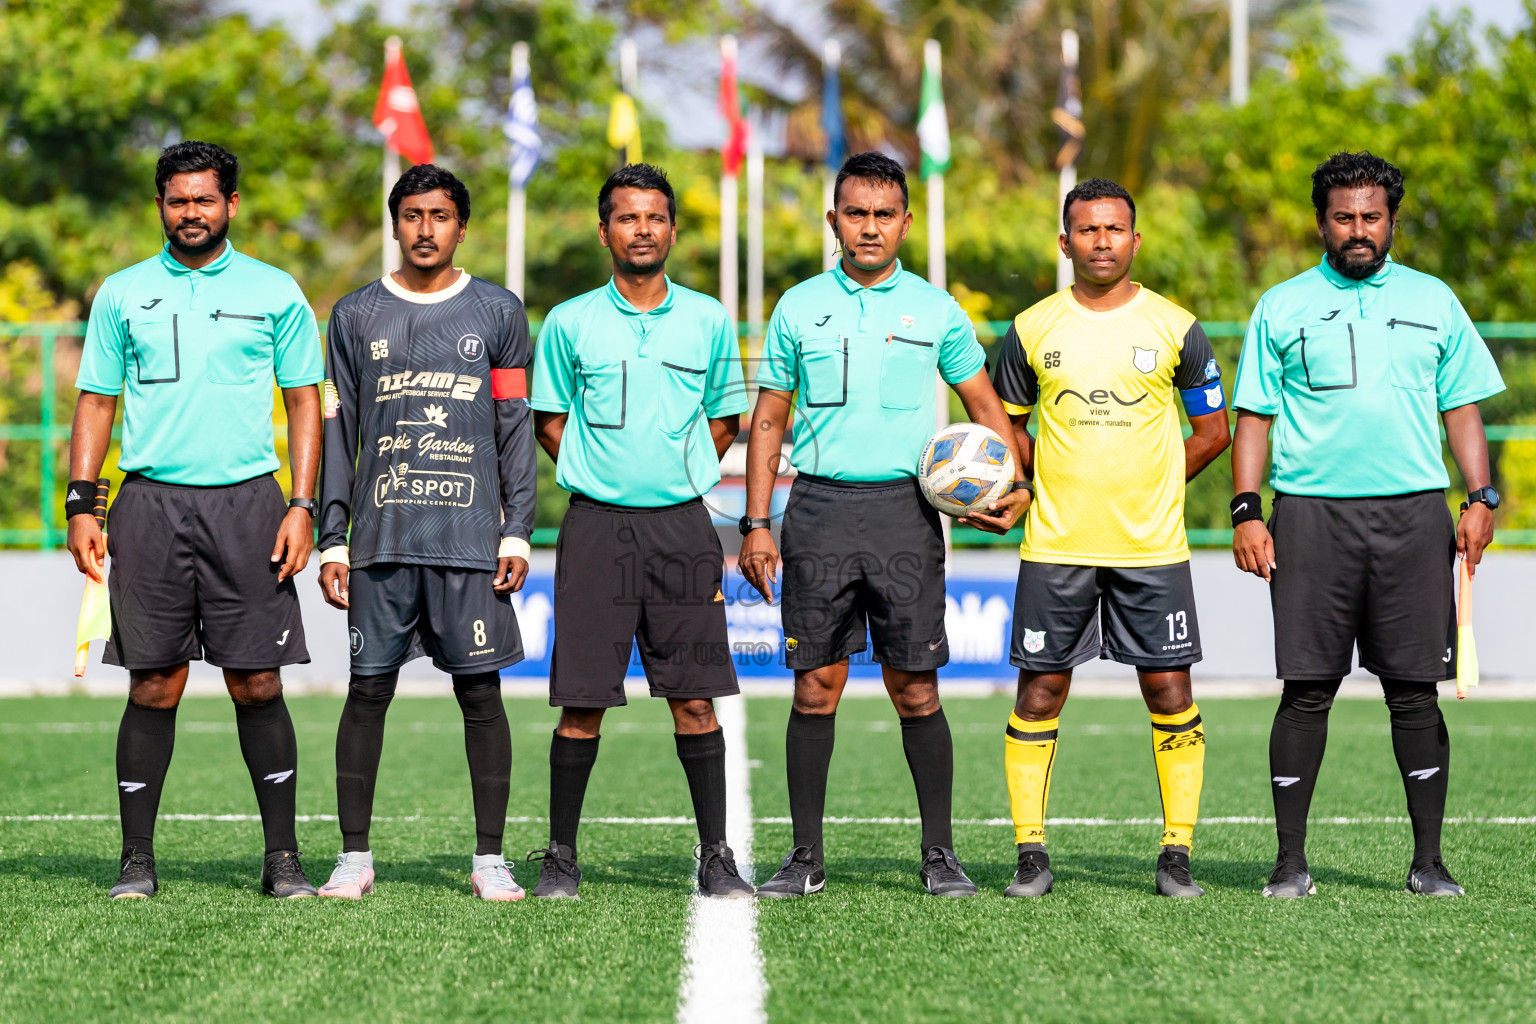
1310, 151, 1405, 218
834, 151, 908, 209
156, 140, 238, 199
389, 163, 471, 224
599, 164, 676, 225
1062, 177, 1135, 230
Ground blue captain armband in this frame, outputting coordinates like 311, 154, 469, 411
1179, 378, 1227, 416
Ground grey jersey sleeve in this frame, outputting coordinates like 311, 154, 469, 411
318, 307, 359, 552
492, 302, 537, 544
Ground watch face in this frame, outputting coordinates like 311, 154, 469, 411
1484, 486, 1501, 509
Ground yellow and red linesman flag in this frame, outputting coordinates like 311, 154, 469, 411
373, 38, 434, 165
74, 480, 112, 678
1456, 556, 1479, 699
1052, 36, 1084, 170
719, 43, 748, 176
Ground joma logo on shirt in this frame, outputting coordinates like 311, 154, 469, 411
376, 371, 482, 401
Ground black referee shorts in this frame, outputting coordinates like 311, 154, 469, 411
779, 474, 948, 673
1269, 490, 1457, 682
104, 472, 308, 671
548, 495, 738, 708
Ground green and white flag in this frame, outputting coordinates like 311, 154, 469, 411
917, 53, 950, 178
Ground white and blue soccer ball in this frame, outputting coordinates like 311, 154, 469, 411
918, 422, 1016, 518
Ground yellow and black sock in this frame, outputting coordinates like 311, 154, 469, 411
1004, 713, 1058, 847
1150, 704, 1205, 849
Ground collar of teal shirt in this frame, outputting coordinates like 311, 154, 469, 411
832, 256, 905, 294
1317, 252, 1395, 290
605, 274, 676, 316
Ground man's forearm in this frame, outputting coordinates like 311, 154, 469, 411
282, 385, 321, 499
745, 393, 790, 518
1231, 410, 1273, 494
69, 392, 118, 482
1443, 403, 1491, 491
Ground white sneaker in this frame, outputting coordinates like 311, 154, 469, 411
317, 851, 375, 899
471, 853, 525, 902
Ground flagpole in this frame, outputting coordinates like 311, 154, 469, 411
1231, 0, 1249, 104
507, 41, 529, 298
719, 37, 740, 330
746, 114, 764, 359
1056, 29, 1080, 292
382, 37, 403, 277
922, 39, 952, 555
822, 39, 841, 272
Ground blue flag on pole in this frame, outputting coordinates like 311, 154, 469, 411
822, 53, 844, 170
505, 60, 540, 187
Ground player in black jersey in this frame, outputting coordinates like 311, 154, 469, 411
315, 164, 537, 901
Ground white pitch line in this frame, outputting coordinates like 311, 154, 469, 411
6, 813, 1533, 826
676, 693, 766, 1024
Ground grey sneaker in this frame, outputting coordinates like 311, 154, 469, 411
1406, 856, 1464, 896
527, 843, 581, 899
1262, 852, 1317, 899
110, 849, 157, 899
919, 846, 978, 897
695, 842, 755, 899
1003, 845, 1053, 898
261, 850, 318, 898
1155, 845, 1205, 898
755, 846, 826, 899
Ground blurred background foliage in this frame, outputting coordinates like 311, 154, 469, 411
3, 0, 1535, 537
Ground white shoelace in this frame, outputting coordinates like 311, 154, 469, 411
326, 854, 371, 886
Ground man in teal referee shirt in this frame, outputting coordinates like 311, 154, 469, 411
67, 141, 323, 900
740, 152, 1027, 898
1230, 151, 1503, 899
527, 164, 753, 900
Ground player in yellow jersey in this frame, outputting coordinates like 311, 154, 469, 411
990, 179, 1231, 898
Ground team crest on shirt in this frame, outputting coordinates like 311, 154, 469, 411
1022, 628, 1046, 654
901, 315, 915, 330
1132, 347, 1157, 374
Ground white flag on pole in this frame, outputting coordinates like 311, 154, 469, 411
505, 53, 540, 187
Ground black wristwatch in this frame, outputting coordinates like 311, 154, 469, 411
1010, 480, 1034, 495
738, 515, 772, 536
1462, 486, 1500, 512
288, 497, 319, 517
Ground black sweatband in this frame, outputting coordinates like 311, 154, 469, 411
1230, 491, 1264, 527
65, 480, 97, 520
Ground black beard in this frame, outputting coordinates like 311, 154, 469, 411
615, 254, 666, 277
166, 219, 228, 256
1326, 230, 1392, 280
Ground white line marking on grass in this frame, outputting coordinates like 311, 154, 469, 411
8, 813, 1532, 826
676, 693, 766, 1024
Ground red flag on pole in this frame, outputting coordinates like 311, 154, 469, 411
719, 39, 748, 176
373, 38, 434, 165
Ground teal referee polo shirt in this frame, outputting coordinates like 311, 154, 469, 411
530, 277, 748, 507
756, 259, 986, 481
1232, 256, 1504, 497
75, 242, 323, 486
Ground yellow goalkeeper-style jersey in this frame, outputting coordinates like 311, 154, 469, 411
990, 285, 1226, 567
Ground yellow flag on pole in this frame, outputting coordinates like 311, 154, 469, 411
607, 91, 642, 164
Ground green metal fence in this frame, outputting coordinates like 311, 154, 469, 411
7, 320, 1536, 548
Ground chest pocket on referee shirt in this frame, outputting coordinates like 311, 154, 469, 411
579, 359, 627, 429
126, 316, 180, 384
880, 335, 938, 410
658, 359, 708, 436
797, 336, 848, 407
1387, 318, 1440, 393
205, 311, 270, 385
1296, 323, 1357, 392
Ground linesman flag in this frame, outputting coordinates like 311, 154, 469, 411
1052, 34, 1084, 170
720, 40, 748, 176
373, 39, 434, 165
73, 480, 111, 678
917, 49, 950, 178
822, 47, 845, 171
505, 53, 540, 187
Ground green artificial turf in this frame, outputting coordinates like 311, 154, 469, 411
2, 693, 1533, 1023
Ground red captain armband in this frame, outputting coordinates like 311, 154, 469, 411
490, 367, 527, 400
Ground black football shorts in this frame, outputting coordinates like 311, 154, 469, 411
548, 496, 738, 708
778, 474, 949, 672
1008, 560, 1202, 672
346, 562, 524, 675
104, 472, 309, 670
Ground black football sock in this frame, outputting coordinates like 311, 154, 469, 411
786, 708, 836, 860
1269, 679, 1341, 861
1382, 679, 1450, 864
116, 701, 178, 859
335, 671, 397, 853
675, 728, 727, 847
453, 673, 512, 856
549, 733, 599, 858
234, 694, 300, 855
900, 707, 955, 854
